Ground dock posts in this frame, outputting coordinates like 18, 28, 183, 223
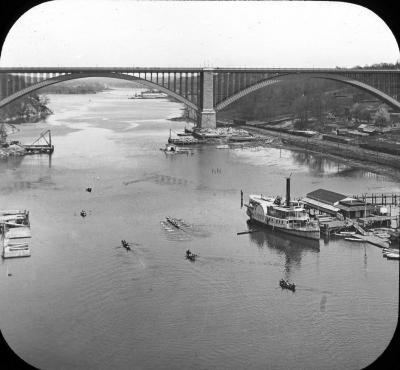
240, 190, 243, 208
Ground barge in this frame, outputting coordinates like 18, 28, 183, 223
1, 210, 31, 258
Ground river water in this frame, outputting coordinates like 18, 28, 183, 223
0, 89, 399, 370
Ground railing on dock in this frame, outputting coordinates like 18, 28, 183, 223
352, 193, 400, 206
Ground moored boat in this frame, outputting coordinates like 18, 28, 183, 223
160, 143, 186, 153
1, 236, 31, 259
2, 245, 31, 258
345, 237, 364, 242
166, 216, 181, 228
245, 177, 320, 240
1, 209, 32, 258
382, 248, 399, 254
374, 233, 391, 239
5, 226, 31, 239
385, 253, 399, 260
339, 231, 356, 236
0, 210, 30, 226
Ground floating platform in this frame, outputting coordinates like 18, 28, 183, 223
23, 144, 54, 154
23, 130, 54, 154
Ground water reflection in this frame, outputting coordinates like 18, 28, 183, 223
247, 222, 319, 279
0, 155, 24, 169
290, 150, 397, 180
290, 151, 353, 176
0, 153, 52, 170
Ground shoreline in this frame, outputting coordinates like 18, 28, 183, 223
239, 125, 400, 182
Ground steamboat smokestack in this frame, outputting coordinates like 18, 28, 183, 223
286, 177, 291, 207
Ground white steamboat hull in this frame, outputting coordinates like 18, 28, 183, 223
247, 211, 320, 240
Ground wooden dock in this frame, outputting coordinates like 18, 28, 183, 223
351, 234, 390, 249
319, 219, 348, 237
23, 130, 54, 154
24, 144, 54, 154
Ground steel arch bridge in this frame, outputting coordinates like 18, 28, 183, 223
1, 67, 399, 128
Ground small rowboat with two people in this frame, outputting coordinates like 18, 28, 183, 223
185, 249, 197, 262
121, 240, 131, 251
279, 279, 296, 292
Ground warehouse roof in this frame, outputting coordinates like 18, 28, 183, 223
306, 189, 347, 205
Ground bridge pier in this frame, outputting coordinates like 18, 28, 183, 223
199, 109, 216, 128
198, 69, 216, 128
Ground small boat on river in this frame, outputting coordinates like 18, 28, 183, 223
339, 231, 356, 236
382, 248, 398, 254
185, 249, 197, 261
374, 233, 391, 240
121, 240, 131, 251
385, 252, 399, 260
0, 210, 30, 226
5, 227, 31, 239
345, 237, 364, 242
166, 216, 182, 228
161, 144, 187, 153
2, 242, 31, 258
279, 279, 296, 292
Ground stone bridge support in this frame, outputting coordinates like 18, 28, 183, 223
199, 69, 216, 128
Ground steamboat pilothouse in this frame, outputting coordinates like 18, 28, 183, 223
245, 177, 320, 240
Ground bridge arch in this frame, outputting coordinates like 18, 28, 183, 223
0, 72, 199, 111
215, 72, 400, 112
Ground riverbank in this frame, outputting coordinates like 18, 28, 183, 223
240, 125, 400, 181
0, 94, 52, 123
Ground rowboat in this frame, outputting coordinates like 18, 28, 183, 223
345, 237, 364, 242
5, 227, 31, 239
374, 233, 391, 239
185, 250, 197, 261
385, 253, 399, 260
279, 279, 296, 292
339, 231, 356, 236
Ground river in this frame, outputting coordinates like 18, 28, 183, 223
0, 88, 398, 370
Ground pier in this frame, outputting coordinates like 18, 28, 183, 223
23, 129, 54, 154
352, 193, 400, 206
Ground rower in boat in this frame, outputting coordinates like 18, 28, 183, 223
185, 249, 197, 261
166, 217, 180, 228
121, 240, 131, 251
279, 279, 296, 292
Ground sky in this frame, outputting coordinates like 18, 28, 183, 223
0, 0, 399, 68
